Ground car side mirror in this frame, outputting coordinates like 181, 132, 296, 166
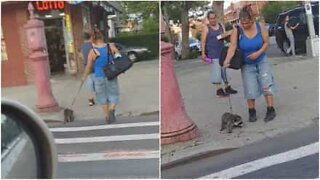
1, 98, 57, 179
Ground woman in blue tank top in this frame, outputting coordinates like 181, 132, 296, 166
82, 28, 121, 124
222, 6, 277, 122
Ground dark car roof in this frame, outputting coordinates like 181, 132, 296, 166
279, 2, 318, 16
276, 2, 319, 25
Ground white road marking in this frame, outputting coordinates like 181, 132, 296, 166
199, 142, 319, 179
58, 150, 159, 162
55, 133, 159, 144
50, 121, 159, 132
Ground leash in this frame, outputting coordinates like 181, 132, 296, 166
69, 80, 85, 108
223, 68, 233, 114
227, 91, 233, 114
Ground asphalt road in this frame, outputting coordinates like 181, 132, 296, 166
236, 153, 318, 179
161, 124, 319, 179
49, 115, 159, 179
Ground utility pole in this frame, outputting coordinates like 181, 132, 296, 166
304, 1, 319, 57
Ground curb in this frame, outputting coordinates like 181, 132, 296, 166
161, 147, 236, 169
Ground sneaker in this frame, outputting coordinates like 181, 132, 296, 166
225, 86, 238, 94
108, 109, 116, 124
264, 107, 276, 122
216, 88, 229, 98
249, 108, 257, 122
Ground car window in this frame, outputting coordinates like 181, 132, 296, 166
312, 4, 319, 16
189, 39, 197, 44
298, 12, 307, 24
288, 9, 301, 17
276, 14, 286, 25
1, 114, 22, 152
287, 9, 305, 25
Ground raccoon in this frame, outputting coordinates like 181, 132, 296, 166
220, 112, 244, 133
63, 108, 74, 123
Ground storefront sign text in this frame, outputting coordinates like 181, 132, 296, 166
35, 1, 65, 11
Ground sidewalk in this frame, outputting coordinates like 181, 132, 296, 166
161, 55, 319, 166
2, 60, 159, 123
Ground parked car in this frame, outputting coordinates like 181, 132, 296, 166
275, 2, 319, 54
113, 43, 151, 62
268, 24, 276, 36
174, 38, 201, 60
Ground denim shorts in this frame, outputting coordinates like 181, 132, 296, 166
241, 58, 277, 99
210, 58, 230, 84
93, 76, 119, 105
86, 73, 95, 92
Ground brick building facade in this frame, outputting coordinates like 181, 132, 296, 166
1, 1, 121, 87
224, 1, 268, 24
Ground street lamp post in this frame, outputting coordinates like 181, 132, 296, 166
161, 15, 199, 145
24, 2, 59, 112
304, 1, 319, 57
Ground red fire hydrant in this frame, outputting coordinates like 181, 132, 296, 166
24, 2, 59, 112
161, 16, 199, 145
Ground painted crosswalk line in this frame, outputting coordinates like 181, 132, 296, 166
50, 121, 159, 132
199, 142, 319, 179
58, 150, 159, 162
55, 133, 159, 144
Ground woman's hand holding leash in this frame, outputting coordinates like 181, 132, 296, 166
223, 58, 230, 68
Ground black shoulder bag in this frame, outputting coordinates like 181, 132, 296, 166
103, 44, 133, 80
219, 26, 243, 70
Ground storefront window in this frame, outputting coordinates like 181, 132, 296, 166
1, 27, 8, 61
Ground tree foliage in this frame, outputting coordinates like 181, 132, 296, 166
119, 1, 159, 33
143, 16, 159, 33
261, 1, 302, 24
211, 1, 224, 24
121, 1, 159, 19
162, 1, 208, 23
161, 1, 208, 59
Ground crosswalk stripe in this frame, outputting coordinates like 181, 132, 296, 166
58, 150, 159, 162
50, 121, 159, 132
199, 142, 319, 179
55, 133, 159, 144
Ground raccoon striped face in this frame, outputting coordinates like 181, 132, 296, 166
233, 120, 244, 127
233, 115, 244, 127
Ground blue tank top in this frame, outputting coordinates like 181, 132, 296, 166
205, 24, 224, 59
239, 22, 266, 64
93, 44, 113, 77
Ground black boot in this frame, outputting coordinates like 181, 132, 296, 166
105, 116, 111, 124
108, 109, 116, 124
249, 108, 257, 122
216, 88, 229, 98
264, 107, 276, 122
225, 86, 238, 94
